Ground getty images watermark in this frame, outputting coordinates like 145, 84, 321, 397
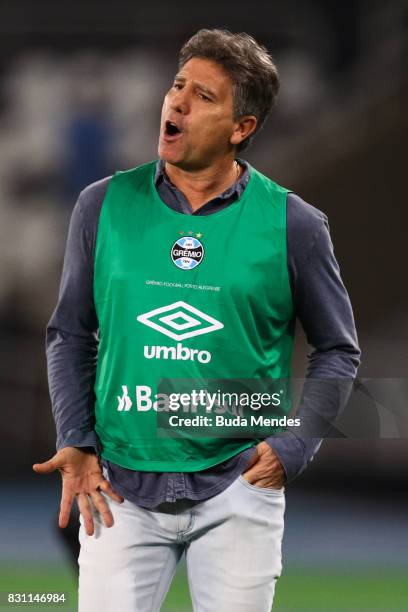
152, 377, 295, 438
149, 385, 299, 431
136, 377, 408, 439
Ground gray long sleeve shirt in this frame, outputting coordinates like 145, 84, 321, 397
46, 159, 361, 507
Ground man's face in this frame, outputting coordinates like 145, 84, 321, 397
158, 57, 238, 169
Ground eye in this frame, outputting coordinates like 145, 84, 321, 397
173, 82, 183, 90
198, 93, 211, 101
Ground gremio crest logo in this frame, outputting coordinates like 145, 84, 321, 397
137, 301, 223, 363
171, 236, 204, 270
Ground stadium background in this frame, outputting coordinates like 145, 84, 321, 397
0, 1, 407, 610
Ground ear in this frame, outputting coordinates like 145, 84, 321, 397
230, 115, 257, 147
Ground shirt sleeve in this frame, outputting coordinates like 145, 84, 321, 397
265, 193, 361, 482
46, 177, 111, 453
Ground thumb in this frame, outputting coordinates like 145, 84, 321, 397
32, 455, 62, 474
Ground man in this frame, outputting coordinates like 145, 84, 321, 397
34, 29, 360, 611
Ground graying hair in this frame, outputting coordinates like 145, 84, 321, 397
179, 29, 280, 151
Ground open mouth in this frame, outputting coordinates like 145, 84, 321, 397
165, 120, 182, 136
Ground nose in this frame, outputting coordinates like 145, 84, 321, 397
170, 87, 189, 114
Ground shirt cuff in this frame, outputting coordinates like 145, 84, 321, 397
265, 431, 322, 483
56, 429, 101, 455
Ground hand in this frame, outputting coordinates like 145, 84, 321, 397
33, 447, 124, 536
241, 441, 285, 489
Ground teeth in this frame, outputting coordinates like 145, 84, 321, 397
166, 120, 181, 135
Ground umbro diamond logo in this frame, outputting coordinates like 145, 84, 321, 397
136, 301, 224, 341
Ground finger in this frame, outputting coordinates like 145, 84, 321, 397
59, 489, 74, 529
252, 480, 284, 490
253, 473, 284, 488
241, 464, 261, 484
241, 471, 256, 484
77, 493, 95, 536
243, 458, 285, 486
256, 440, 272, 454
32, 456, 61, 474
242, 458, 271, 484
98, 479, 124, 503
89, 491, 114, 528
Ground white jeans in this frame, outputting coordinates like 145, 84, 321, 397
78, 475, 285, 612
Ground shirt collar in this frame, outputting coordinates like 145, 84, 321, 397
154, 158, 250, 203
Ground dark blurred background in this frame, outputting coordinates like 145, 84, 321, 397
0, 1, 407, 610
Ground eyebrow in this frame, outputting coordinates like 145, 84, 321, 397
174, 75, 217, 100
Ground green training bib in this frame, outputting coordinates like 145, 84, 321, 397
93, 161, 295, 471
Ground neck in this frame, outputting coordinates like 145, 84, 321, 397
164, 156, 241, 212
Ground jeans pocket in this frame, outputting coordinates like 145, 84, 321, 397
238, 474, 285, 496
